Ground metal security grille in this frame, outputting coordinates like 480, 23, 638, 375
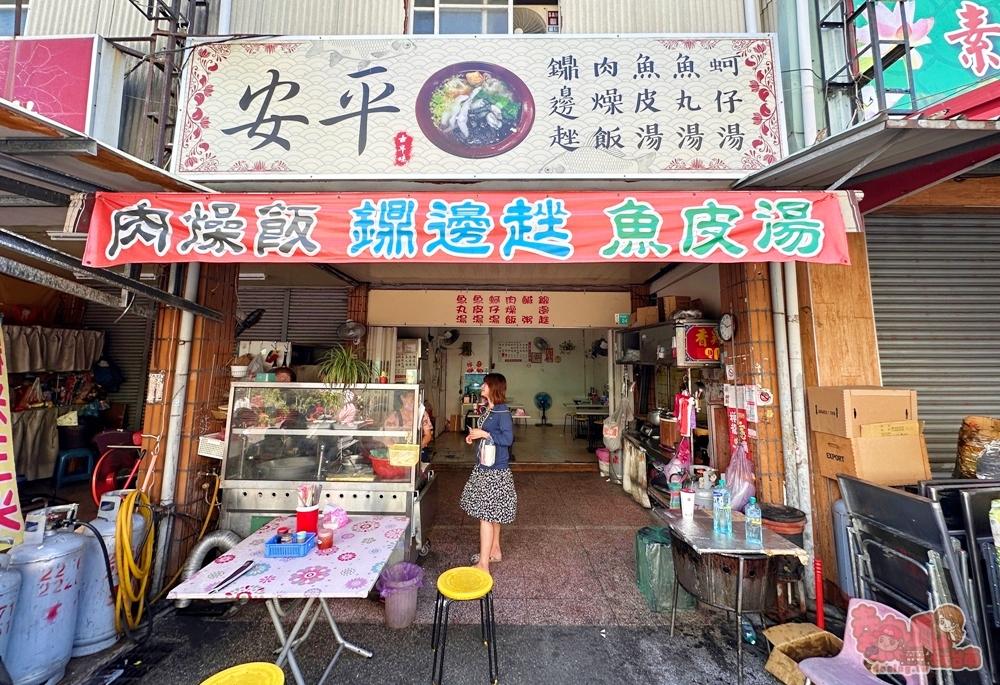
236, 287, 349, 346
82, 290, 156, 431
866, 216, 1000, 476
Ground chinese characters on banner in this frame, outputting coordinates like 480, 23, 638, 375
83, 191, 856, 268
0, 323, 23, 548
174, 36, 784, 179
455, 293, 556, 326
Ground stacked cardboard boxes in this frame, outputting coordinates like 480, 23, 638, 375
807, 386, 930, 486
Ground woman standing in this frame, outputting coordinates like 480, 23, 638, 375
461, 373, 517, 574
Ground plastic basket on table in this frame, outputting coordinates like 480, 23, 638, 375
265, 533, 316, 558
388, 443, 420, 467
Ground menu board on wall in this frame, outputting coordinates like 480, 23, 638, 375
498, 341, 531, 362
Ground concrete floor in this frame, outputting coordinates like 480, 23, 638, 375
432, 425, 598, 465
77, 470, 775, 685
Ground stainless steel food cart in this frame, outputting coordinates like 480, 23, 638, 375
218, 382, 437, 563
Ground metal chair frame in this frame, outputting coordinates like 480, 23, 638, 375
430, 588, 498, 685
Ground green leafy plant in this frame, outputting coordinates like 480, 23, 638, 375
318, 344, 373, 388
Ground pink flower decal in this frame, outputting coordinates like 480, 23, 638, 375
214, 554, 236, 564
340, 533, 355, 540
346, 577, 367, 589
384, 528, 403, 540
338, 552, 357, 562
290, 566, 331, 585
317, 548, 336, 556
261, 575, 276, 583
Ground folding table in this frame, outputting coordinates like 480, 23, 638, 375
169, 514, 409, 685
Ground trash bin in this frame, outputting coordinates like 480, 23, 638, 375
596, 448, 610, 476
634, 527, 697, 613
377, 562, 424, 629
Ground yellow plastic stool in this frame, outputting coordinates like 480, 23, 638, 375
200, 663, 284, 685
431, 567, 498, 685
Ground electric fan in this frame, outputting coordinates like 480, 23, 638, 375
534, 392, 553, 427
337, 320, 368, 345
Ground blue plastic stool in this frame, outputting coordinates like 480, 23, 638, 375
54, 448, 95, 493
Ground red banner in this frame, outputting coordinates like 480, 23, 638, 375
82, 191, 855, 267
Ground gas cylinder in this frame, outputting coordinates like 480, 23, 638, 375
7, 506, 86, 685
0, 546, 22, 663
72, 491, 147, 657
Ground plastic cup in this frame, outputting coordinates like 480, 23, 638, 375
317, 528, 334, 550
680, 489, 696, 518
296, 505, 319, 534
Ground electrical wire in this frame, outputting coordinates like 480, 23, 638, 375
115, 489, 155, 636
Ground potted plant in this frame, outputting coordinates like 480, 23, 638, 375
229, 353, 254, 379
318, 344, 372, 388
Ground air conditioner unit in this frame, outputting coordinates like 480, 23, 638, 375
513, 5, 560, 34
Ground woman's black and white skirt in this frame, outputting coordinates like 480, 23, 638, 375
460, 467, 517, 524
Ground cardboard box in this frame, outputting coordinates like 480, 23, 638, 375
657, 296, 692, 320
807, 386, 918, 438
814, 431, 930, 485
859, 420, 921, 438
764, 623, 843, 685
635, 306, 660, 326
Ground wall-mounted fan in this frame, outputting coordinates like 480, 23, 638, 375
440, 329, 461, 347
589, 338, 608, 358
533, 336, 549, 351
513, 7, 547, 34
337, 320, 367, 345
235, 308, 265, 338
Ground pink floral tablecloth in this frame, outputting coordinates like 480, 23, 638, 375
168, 515, 410, 600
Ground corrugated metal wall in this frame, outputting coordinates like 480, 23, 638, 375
229, 0, 404, 35
560, 0, 746, 34
26, 0, 155, 36
866, 216, 1000, 475
82, 290, 156, 431
237, 287, 349, 347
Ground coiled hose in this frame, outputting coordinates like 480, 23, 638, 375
116, 489, 154, 635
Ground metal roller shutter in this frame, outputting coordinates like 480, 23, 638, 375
82, 290, 157, 431
236, 287, 288, 341
286, 288, 349, 346
866, 216, 1000, 476
236, 287, 349, 346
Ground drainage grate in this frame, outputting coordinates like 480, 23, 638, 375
82, 644, 176, 685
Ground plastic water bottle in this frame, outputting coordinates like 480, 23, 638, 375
713, 478, 732, 535
745, 497, 763, 545
741, 617, 757, 645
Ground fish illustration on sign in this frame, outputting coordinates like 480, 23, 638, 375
540, 148, 657, 174
306, 39, 417, 69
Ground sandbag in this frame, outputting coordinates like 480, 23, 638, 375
954, 416, 1000, 478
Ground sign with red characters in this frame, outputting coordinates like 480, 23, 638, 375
83, 190, 857, 268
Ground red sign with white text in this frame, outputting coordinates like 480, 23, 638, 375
83, 191, 855, 267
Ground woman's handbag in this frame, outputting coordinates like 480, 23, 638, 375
478, 407, 496, 466
479, 437, 496, 467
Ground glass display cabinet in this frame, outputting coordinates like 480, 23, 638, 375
218, 382, 436, 561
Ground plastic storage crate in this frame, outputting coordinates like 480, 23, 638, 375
265, 533, 316, 558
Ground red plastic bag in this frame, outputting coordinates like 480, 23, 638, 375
663, 436, 692, 481
726, 442, 756, 513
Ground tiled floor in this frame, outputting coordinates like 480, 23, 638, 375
331, 470, 691, 627
432, 425, 597, 465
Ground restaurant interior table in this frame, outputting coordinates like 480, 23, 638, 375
169, 514, 409, 685
658, 509, 808, 685
571, 407, 610, 452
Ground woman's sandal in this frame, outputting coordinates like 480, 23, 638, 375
470, 554, 502, 564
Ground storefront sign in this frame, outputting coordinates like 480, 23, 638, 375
368, 290, 631, 328
0, 36, 125, 144
0, 322, 23, 549
173, 35, 784, 180
681, 323, 721, 363
83, 191, 856, 268
857, 0, 1000, 116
